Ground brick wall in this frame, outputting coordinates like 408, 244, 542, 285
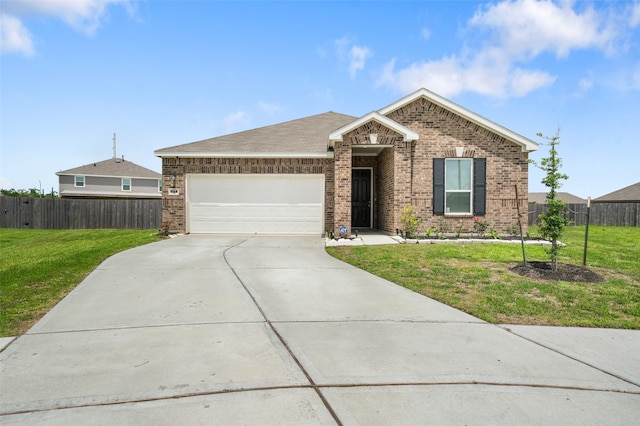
161, 157, 333, 234
333, 141, 352, 235
387, 97, 530, 234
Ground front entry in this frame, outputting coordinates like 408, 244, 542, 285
352, 169, 372, 228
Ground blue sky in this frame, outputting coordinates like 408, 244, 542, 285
1, 0, 639, 199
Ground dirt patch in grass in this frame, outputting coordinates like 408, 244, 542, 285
511, 261, 605, 283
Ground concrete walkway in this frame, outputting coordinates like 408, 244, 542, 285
1, 235, 639, 424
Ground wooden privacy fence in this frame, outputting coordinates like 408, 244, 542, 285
0, 197, 162, 230
528, 203, 640, 227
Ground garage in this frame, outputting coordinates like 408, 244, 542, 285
187, 174, 324, 234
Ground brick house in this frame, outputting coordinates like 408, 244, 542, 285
154, 88, 538, 235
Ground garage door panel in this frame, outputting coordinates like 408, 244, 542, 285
187, 175, 324, 234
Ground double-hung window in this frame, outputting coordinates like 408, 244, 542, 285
433, 158, 486, 216
122, 178, 131, 191
74, 176, 85, 187
157, 179, 162, 193
445, 159, 472, 214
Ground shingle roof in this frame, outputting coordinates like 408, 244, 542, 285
155, 112, 357, 157
528, 192, 587, 204
57, 158, 160, 179
593, 182, 640, 203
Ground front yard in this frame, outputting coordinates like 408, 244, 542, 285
0, 229, 161, 337
327, 226, 640, 329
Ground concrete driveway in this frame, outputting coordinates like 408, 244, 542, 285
1, 235, 639, 425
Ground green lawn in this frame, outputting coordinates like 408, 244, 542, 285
327, 226, 640, 329
0, 229, 162, 337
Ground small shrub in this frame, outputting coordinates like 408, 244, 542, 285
436, 217, 451, 238
400, 205, 422, 238
473, 217, 489, 237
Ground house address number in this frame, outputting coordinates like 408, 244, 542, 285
168, 188, 180, 195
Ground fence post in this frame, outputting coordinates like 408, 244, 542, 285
583, 197, 591, 266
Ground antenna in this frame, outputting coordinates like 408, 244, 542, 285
112, 133, 117, 159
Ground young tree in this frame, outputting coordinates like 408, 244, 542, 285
533, 130, 569, 271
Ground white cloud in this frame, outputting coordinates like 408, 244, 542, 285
421, 27, 431, 41
223, 110, 248, 134
348, 45, 371, 79
377, 0, 630, 99
571, 73, 595, 97
631, 2, 640, 27
377, 54, 555, 98
633, 66, 640, 90
0, 0, 133, 56
0, 13, 34, 55
258, 101, 281, 115
333, 36, 372, 79
469, 0, 616, 59
508, 68, 557, 96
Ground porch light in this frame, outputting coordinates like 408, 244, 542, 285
369, 133, 378, 144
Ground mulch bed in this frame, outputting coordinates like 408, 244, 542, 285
510, 261, 605, 283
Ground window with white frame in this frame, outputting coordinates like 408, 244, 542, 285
122, 178, 131, 191
445, 158, 472, 214
157, 179, 162, 192
74, 176, 85, 187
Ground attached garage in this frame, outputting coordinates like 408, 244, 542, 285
187, 174, 324, 234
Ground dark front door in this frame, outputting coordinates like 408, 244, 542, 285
352, 169, 372, 228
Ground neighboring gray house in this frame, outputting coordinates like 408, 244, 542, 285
528, 192, 586, 204
57, 157, 161, 199
593, 182, 640, 203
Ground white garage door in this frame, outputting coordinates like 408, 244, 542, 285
187, 174, 324, 234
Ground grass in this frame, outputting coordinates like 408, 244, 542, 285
0, 229, 162, 337
327, 226, 640, 329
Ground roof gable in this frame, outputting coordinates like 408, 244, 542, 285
378, 88, 538, 153
328, 111, 419, 144
155, 112, 356, 158
57, 158, 160, 179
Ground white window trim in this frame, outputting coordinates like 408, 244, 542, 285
74, 176, 85, 188
444, 158, 473, 215
122, 178, 132, 192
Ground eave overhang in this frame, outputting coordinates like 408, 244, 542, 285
154, 151, 333, 159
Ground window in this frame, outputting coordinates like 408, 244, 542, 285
158, 179, 162, 192
433, 158, 486, 216
74, 176, 85, 187
122, 178, 131, 191
445, 159, 472, 214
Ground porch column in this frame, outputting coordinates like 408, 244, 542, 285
393, 140, 413, 232
333, 140, 352, 236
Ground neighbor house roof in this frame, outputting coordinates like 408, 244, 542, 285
593, 182, 640, 203
155, 112, 357, 158
57, 158, 160, 179
529, 192, 587, 204
379, 88, 539, 153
